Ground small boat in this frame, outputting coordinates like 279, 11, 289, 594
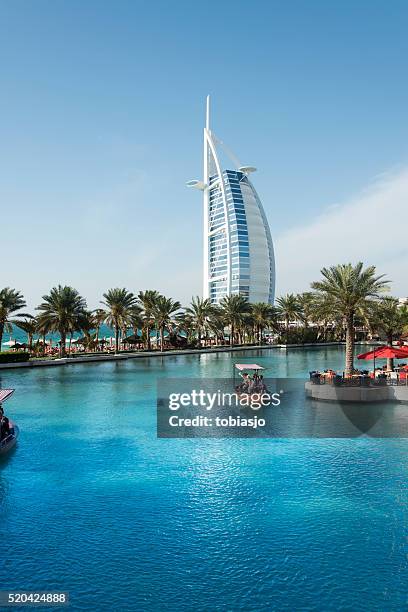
0, 389, 18, 456
233, 363, 271, 402
0, 421, 19, 455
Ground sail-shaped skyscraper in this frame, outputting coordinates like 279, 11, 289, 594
187, 97, 275, 304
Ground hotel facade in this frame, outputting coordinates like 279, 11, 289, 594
188, 97, 275, 304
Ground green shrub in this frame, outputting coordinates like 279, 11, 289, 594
277, 328, 321, 344
0, 351, 30, 363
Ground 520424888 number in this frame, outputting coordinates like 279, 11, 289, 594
0, 591, 69, 607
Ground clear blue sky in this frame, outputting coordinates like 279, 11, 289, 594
1, 0, 408, 309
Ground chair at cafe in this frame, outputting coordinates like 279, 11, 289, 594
389, 371, 399, 385
333, 374, 343, 386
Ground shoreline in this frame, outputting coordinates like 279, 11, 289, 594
0, 341, 378, 370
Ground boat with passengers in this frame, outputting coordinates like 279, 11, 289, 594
0, 389, 19, 456
233, 363, 269, 396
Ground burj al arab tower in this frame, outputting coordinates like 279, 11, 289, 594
187, 97, 275, 304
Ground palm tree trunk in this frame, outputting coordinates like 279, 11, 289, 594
230, 323, 234, 347
146, 325, 151, 350
387, 333, 394, 371
115, 325, 119, 354
345, 314, 355, 376
60, 330, 66, 358
160, 327, 164, 352
0, 323, 4, 351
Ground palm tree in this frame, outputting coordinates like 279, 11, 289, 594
369, 297, 408, 370
13, 315, 37, 351
185, 297, 217, 347
297, 292, 316, 330
101, 288, 139, 354
275, 294, 302, 342
250, 302, 277, 345
240, 311, 256, 345
36, 286, 87, 357
0, 287, 27, 349
127, 304, 143, 345
77, 310, 98, 351
175, 311, 194, 345
151, 296, 181, 352
35, 316, 51, 355
138, 290, 161, 350
400, 305, 408, 339
311, 295, 337, 342
311, 263, 389, 376
121, 303, 142, 343
93, 308, 107, 347
219, 295, 251, 346
205, 307, 225, 346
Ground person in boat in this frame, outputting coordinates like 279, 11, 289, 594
0, 415, 10, 440
237, 372, 251, 393
0, 407, 4, 439
248, 376, 257, 393
258, 375, 268, 393
248, 372, 264, 393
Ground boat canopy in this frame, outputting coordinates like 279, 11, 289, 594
0, 389, 15, 403
234, 364, 264, 371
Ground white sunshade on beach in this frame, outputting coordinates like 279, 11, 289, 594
234, 364, 265, 371
0, 389, 14, 403
151, 332, 170, 342
2, 339, 16, 346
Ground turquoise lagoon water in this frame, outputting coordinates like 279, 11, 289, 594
0, 346, 407, 611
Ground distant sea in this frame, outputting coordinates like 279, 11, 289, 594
4, 323, 115, 348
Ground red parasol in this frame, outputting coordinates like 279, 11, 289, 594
358, 346, 408, 360
358, 346, 408, 372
